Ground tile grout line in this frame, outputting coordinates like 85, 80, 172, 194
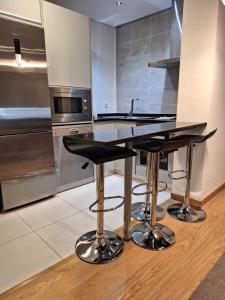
55, 195, 96, 217
0, 231, 34, 247
117, 30, 171, 47
16, 209, 84, 231
14, 211, 62, 259
34, 230, 63, 260
0, 214, 61, 259
0, 212, 35, 246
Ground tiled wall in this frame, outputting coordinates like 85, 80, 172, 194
116, 9, 179, 114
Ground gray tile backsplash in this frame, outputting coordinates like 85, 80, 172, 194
149, 32, 171, 61
116, 9, 179, 114
117, 16, 150, 45
150, 10, 172, 37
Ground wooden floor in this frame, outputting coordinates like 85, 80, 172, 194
2, 189, 225, 300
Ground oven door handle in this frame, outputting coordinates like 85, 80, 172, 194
69, 128, 79, 135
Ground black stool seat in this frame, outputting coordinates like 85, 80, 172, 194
169, 129, 217, 144
63, 137, 136, 165
133, 137, 191, 153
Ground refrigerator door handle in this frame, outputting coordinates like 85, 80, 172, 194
14, 38, 22, 66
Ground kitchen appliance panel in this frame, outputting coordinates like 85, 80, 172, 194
53, 124, 94, 192
0, 131, 57, 210
0, 171, 57, 211
50, 86, 92, 124
0, 131, 56, 182
0, 17, 51, 135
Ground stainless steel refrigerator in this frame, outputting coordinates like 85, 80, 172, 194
0, 17, 57, 211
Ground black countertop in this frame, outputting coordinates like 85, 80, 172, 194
66, 122, 207, 146
94, 113, 177, 123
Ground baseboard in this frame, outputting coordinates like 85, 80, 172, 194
202, 182, 225, 206
171, 182, 225, 209
171, 193, 201, 209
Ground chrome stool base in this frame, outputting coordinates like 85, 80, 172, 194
131, 205, 165, 222
76, 230, 124, 264
131, 223, 176, 250
167, 203, 207, 223
131, 202, 145, 211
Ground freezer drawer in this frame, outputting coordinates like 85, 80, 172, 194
0, 171, 57, 211
0, 131, 56, 181
0, 131, 57, 210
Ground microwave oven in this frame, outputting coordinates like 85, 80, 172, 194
50, 86, 92, 124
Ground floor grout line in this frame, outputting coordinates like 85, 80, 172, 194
15, 208, 82, 231
33, 231, 63, 260
0, 231, 33, 247
15, 211, 66, 260
14, 213, 62, 258
56, 194, 92, 211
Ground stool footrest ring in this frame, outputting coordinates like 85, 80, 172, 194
168, 170, 187, 180
89, 196, 124, 213
132, 181, 167, 196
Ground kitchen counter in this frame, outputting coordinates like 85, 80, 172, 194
66, 121, 206, 146
94, 113, 176, 123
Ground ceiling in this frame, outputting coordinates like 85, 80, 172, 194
46, 0, 172, 27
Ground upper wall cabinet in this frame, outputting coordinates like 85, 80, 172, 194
0, 0, 41, 23
42, 1, 91, 88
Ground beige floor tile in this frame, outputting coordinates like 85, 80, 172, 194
0, 232, 60, 293
37, 212, 98, 259
16, 197, 78, 230
0, 212, 32, 245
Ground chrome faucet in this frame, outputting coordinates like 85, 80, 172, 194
128, 98, 140, 116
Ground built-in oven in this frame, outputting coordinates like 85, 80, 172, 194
50, 86, 92, 124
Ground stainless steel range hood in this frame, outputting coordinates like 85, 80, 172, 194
148, 0, 184, 69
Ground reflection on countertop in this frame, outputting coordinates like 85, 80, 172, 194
94, 113, 177, 123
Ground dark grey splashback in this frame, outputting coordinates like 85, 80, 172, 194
116, 9, 179, 115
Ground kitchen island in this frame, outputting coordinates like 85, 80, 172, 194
65, 121, 207, 240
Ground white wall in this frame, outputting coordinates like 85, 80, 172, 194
90, 20, 117, 117
173, 0, 225, 201
202, 0, 225, 197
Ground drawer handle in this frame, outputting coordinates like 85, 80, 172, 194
70, 129, 79, 135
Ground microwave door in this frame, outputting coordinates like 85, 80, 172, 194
53, 96, 83, 114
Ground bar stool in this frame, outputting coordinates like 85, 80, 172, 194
167, 129, 217, 223
131, 137, 191, 250
63, 137, 136, 264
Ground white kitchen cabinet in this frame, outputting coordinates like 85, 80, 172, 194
0, 0, 41, 23
42, 1, 91, 88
